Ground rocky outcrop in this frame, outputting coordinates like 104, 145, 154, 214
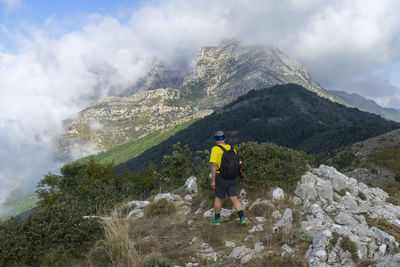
294, 165, 400, 267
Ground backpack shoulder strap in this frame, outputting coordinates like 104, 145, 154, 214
216, 144, 228, 152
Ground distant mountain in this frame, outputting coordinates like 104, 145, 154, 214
116, 84, 399, 173
60, 39, 342, 161
329, 90, 400, 122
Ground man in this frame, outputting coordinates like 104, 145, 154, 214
209, 130, 247, 226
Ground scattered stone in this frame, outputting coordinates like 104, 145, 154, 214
154, 193, 184, 206
273, 208, 293, 232
201, 252, 217, 262
228, 246, 253, 259
239, 188, 247, 198
225, 241, 236, 247
194, 208, 203, 216
292, 196, 302, 205
203, 208, 233, 220
249, 198, 275, 210
127, 209, 144, 219
255, 216, 266, 223
125, 200, 150, 209
281, 244, 294, 256
248, 224, 264, 233
185, 176, 198, 195
272, 187, 285, 200
244, 235, 253, 242
271, 210, 281, 219
184, 195, 193, 202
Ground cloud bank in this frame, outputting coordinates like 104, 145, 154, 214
1, 0, 400, 212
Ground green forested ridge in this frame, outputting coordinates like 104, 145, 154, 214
116, 84, 399, 174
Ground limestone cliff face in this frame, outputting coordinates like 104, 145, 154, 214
183, 39, 339, 108
60, 39, 341, 161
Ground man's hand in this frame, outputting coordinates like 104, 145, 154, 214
211, 180, 216, 189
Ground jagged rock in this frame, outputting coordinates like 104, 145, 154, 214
248, 224, 264, 233
225, 241, 236, 247
301, 204, 332, 234
240, 199, 249, 210
315, 178, 334, 204
249, 198, 275, 210
239, 189, 247, 199
201, 252, 218, 262
184, 195, 193, 202
125, 200, 150, 209
194, 208, 203, 216
334, 211, 360, 226
272, 187, 285, 200
294, 171, 318, 208
273, 208, 293, 232
127, 209, 145, 219
374, 253, 400, 267
281, 244, 294, 256
185, 176, 198, 195
228, 246, 253, 259
228, 242, 264, 264
203, 208, 233, 220
154, 193, 184, 206
271, 210, 281, 219
255, 216, 266, 223
300, 165, 400, 266
200, 243, 213, 253
292, 196, 302, 205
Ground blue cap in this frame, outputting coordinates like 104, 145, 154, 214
214, 131, 225, 140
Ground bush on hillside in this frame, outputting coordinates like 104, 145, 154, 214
161, 142, 192, 188
144, 198, 176, 217
237, 142, 312, 192
0, 160, 135, 266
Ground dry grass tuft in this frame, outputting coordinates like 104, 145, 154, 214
88, 210, 141, 267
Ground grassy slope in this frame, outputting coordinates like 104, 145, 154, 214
325, 129, 400, 197
74, 119, 198, 166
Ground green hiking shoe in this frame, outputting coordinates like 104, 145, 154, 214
240, 217, 247, 226
209, 218, 221, 225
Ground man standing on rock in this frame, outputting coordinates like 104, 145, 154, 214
209, 130, 247, 226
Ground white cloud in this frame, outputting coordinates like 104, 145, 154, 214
2, 0, 400, 211
0, 0, 22, 10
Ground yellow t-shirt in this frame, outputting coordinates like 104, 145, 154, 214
210, 144, 236, 173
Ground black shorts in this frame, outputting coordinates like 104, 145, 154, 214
214, 174, 238, 198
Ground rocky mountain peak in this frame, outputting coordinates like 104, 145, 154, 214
183, 38, 339, 107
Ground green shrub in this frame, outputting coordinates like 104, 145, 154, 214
341, 235, 358, 262
144, 199, 176, 217
249, 203, 274, 217
395, 174, 400, 182
262, 253, 305, 267
161, 142, 192, 188
358, 192, 367, 201
0, 160, 135, 266
237, 142, 312, 192
371, 168, 378, 174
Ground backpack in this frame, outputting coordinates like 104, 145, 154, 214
217, 145, 242, 178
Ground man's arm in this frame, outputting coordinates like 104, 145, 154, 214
211, 162, 217, 189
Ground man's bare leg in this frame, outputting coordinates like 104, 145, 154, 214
230, 196, 243, 211
214, 197, 222, 214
